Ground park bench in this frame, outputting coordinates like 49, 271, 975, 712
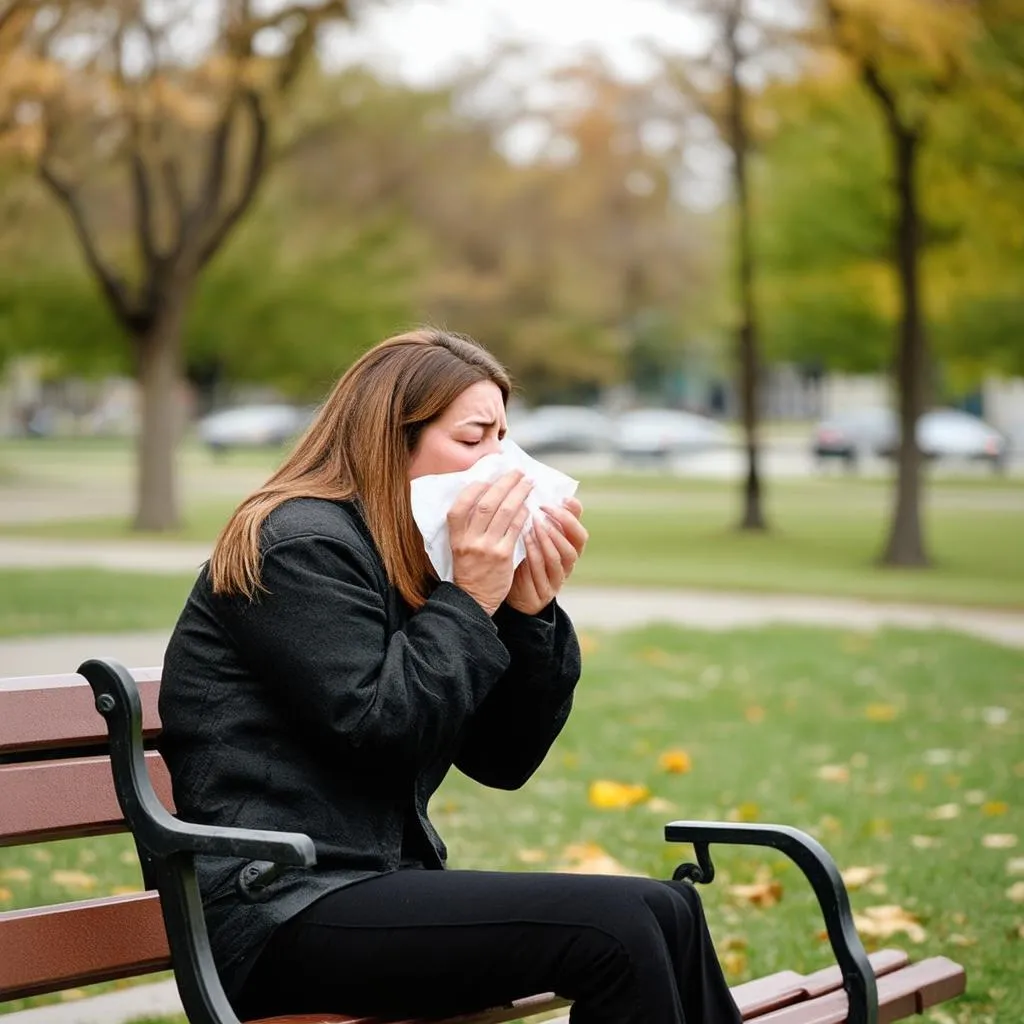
1, 658, 965, 1024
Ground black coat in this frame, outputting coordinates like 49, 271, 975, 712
159, 497, 581, 998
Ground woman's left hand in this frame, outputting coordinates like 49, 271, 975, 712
505, 497, 588, 616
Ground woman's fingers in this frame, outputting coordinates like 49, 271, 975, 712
541, 504, 588, 555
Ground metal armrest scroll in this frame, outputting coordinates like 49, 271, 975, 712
665, 820, 877, 1024
79, 656, 317, 1024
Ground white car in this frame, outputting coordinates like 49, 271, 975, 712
511, 406, 615, 454
877, 408, 1008, 470
614, 409, 731, 461
197, 405, 313, 453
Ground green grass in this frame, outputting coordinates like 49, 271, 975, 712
1, 475, 1021, 612
2, 627, 1021, 1022
0, 569, 197, 638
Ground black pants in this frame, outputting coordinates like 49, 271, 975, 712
235, 869, 742, 1024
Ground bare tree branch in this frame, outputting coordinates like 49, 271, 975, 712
38, 159, 137, 328
200, 89, 268, 266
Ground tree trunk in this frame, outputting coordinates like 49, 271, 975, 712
133, 304, 185, 532
881, 126, 929, 566
727, 4, 767, 532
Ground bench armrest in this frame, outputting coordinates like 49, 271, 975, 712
665, 820, 878, 1024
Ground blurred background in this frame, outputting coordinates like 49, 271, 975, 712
0, 0, 1021, 575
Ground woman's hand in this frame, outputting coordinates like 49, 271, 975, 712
506, 497, 587, 616
449, 470, 534, 616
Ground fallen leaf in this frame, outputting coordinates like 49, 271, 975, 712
927, 804, 961, 821
721, 935, 748, 951
30, 849, 52, 863
50, 870, 97, 890
0, 887, 12, 901
841, 865, 887, 890
865, 703, 899, 722
0, 868, 31, 883
722, 950, 748, 977
983, 834, 1018, 849
119, 850, 138, 865
867, 881, 889, 896
964, 789, 986, 805
588, 780, 651, 810
911, 835, 942, 849
982, 706, 1009, 726
516, 849, 546, 864
727, 802, 760, 823
817, 764, 850, 783
947, 933, 977, 948
727, 881, 783, 908
657, 749, 693, 775
558, 842, 644, 877
1007, 882, 1024, 903
909, 773, 928, 792
1007, 858, 1024, 875
982, 801, 1009, 817
646, 796, 678, 814
854, 905, 927, 943
744, 705, 766, 724
924, 749, 955, 766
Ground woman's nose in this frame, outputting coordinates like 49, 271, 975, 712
478, 436, 503, 459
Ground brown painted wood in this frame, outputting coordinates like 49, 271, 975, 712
0, 893, 171, 1001
0, 670, 162, 755
745, 957, 967, 1024
0, 751, 173, 846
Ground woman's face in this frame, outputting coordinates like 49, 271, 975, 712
408, 380, 508, 479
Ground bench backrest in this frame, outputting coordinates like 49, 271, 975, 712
0, 669, 174, 1002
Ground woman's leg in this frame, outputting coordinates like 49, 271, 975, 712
234, 870, 742, 1024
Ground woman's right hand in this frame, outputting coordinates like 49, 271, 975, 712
448, 470, 534, 616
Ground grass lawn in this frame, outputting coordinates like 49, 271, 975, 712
2, 626, 1021, 1023
0, 569, 197, 638
1, 474, 1022, 615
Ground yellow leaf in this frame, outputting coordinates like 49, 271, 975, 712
911, 835, 942, 849
983, 834, 1018, 849
1006, 882, 1024, 904
558, 842, 644, 877
588, 780, 651, 810
727, 880, 783, 908
909, 773, 927, 792
0, 887, 12, 902
927, 804, 961, 821
744, 705, 766, 724
817, 765, 850, 783
516, 849, 546, 864
865, 703, 898, 722
50, 870, 97, 890
646, 796, 678, 814
722, 950, 748, 977
728, 802, 760, 823
658, 749, 693, 775
1007, 858, 1024, 875
948, 933, 977, 948
721, 935, 748, 951
854, 905, 927, 943
983, 801, 1009, 817
0, 868, 31, 883
841, 865, 887, 890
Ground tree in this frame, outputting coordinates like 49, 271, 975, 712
656, 0, 802, 531
1, 0, 356, 529
823, 0, 978, 566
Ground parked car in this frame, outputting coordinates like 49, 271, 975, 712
813, 406, 1008, 471
613, 409, 731, 462
812, 407, 896, 469
197, 404, 314, 453
511, 406, 614, 455
878, 408, 1008, 471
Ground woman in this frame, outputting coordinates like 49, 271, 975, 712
159, 328, 742, 1024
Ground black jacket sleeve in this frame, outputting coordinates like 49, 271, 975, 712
454, 600, 581, 790
216, 532, 511, 771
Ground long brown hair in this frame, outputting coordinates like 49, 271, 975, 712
209, 328, 512, 608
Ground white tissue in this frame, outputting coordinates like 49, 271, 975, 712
410, 438, 579, 582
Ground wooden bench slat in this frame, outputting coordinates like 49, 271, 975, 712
0, 751, 173, 846
0, 893, 171, 1001
0, 671, 162, 755
749, 958, 968, 1024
